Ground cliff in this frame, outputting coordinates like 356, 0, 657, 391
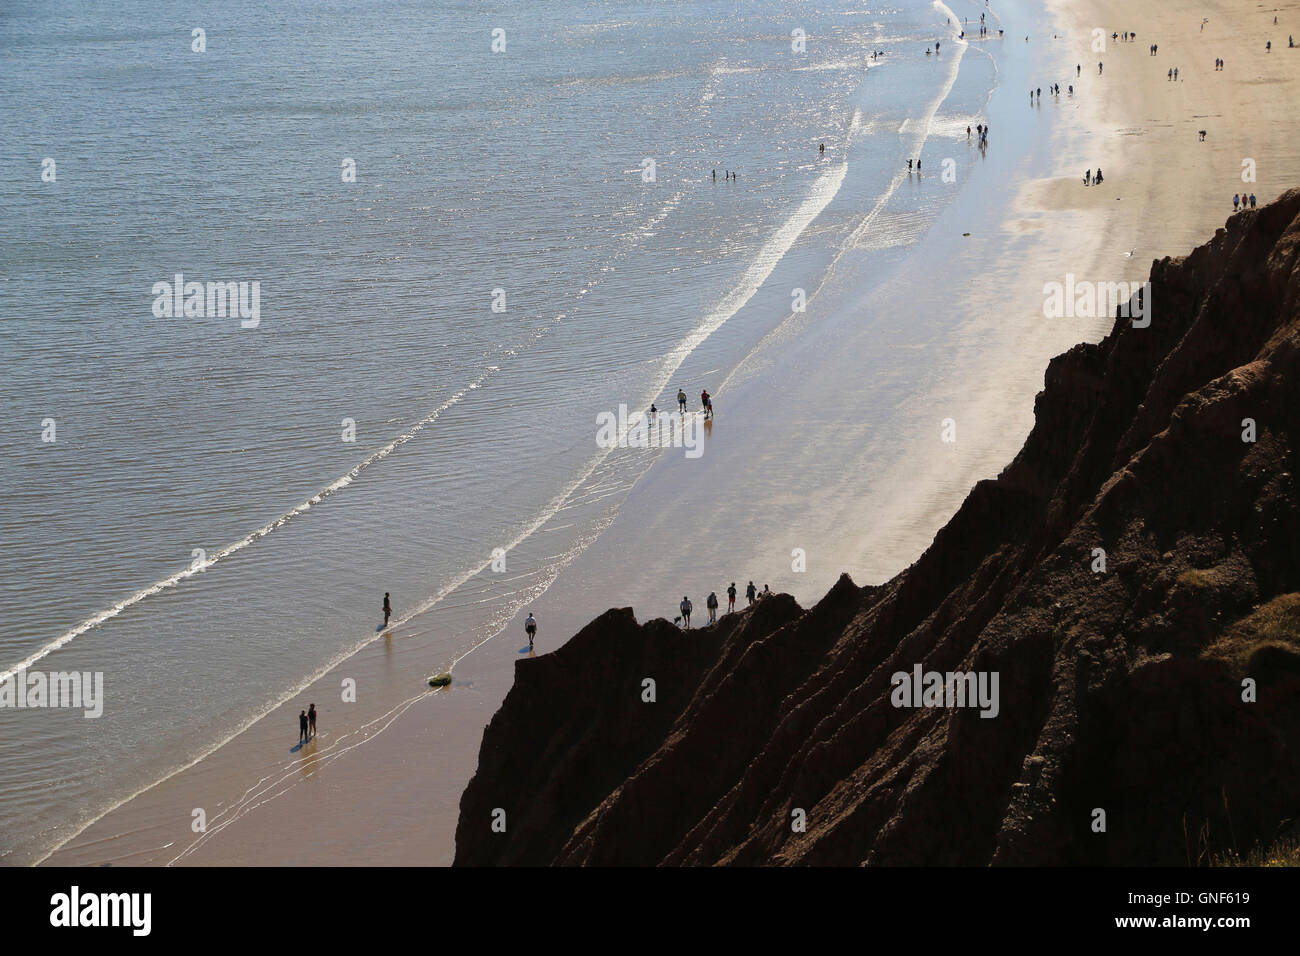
455, 190, 1300, 866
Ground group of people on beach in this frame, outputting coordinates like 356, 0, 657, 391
955, 12, 998, 40
1234, 193, 1258, 211
678, 581, 772, 627
1083, 168, 1104, 186
713, 169, 737, 182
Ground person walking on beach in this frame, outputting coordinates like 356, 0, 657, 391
1094, 168, 1103, 184
307, 703, 317, 738
525, 611, 537, 649
706, 591, 719, 624
676, 388, 687, 413
1098, 61, 1103, 74
1084, 169, 1091, 186
680, 596, 693, 628
727, 582, 737, 612
1233, 194, 1240, 211
1174, 67, 1179, 80
383, 592, 391, 627
1250, 193, 1257, 208
746, 581, 757, 605
298, 710, 309, 744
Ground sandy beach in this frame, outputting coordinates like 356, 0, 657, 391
42, 0, 1300, 866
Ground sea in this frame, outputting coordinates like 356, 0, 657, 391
0, 0, 1007, 864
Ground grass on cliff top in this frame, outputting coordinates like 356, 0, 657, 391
1214, 838, 1300, 867
1176, 568, 1219, 591
1200, 592, 1300, 677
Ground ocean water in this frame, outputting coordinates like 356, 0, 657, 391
0, 0, 1000, 864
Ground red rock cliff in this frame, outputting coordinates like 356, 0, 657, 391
455, 190, 1300, 865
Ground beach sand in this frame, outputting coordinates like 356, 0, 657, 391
44, 0, 1300, 866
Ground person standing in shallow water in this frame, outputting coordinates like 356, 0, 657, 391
677, 388, 687, 412
525, 612, 537, 649
298, 710, 309, 744
383, 592, 391, 627
308, 703, 317, 738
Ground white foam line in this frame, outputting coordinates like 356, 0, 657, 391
2, 372, 493, 687
717, 10, 972, 398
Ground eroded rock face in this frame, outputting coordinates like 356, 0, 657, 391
455, 191, 1300, 866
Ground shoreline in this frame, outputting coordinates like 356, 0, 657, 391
41, 0, 1300, 866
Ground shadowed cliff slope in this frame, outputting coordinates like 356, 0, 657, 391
455, 190, 1300, 866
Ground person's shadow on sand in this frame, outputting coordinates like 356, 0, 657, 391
290, 732, 318, 753
519, 645, 536, 656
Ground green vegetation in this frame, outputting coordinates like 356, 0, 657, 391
1176, 568, 1218, 591
1200, 592, 1300, 677
1214, 838, 1300, 867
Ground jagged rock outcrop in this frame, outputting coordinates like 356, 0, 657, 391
455, 190, 1300, 866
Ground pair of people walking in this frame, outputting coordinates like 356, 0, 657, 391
297, 703, 317, 743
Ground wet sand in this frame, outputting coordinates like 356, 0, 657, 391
44, 0, 1300, 866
